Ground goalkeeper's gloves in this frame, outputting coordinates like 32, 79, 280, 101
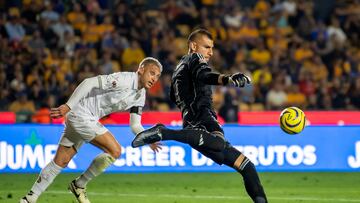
222, 73, 251, 87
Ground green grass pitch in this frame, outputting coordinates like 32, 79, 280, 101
0, 172, 359, 203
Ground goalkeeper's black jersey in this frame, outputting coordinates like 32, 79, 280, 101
170, 53, 214, 115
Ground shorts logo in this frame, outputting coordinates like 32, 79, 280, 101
112, 81, 117, 88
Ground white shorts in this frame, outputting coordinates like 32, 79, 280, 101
59, 112, 108, 151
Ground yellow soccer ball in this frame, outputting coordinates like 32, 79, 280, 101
279, 107, 306, 134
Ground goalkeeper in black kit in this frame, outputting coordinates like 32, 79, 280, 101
132, 29, 267, 203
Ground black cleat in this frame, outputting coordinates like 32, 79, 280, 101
132, 124, 165, 147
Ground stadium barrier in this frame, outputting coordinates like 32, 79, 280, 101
0, 124, 359, 173
0, 112, 16, 124
2, 111, 360, 125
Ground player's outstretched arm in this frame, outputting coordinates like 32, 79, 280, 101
66, 77, 100, 109
196, 69, 251, 88
191, 53, 251, 87
50, 77, 100, 118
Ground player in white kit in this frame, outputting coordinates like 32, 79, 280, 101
20, 57, 163, 203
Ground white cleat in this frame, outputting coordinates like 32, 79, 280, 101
68, 180, 91, 203
20, 191, 37, 203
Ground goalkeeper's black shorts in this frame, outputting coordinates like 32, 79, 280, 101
183, 107, 232, 165
183, 107, 224, 134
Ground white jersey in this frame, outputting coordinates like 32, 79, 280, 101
71, 72, 146, 120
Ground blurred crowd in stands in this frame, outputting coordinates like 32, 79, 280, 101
0, 0, 359, 123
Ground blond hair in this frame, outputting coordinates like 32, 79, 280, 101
139, 57, 163, 72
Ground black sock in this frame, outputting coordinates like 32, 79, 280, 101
222, 147, 267, 203
239, 162, 267, 203
160, 128, 225, 151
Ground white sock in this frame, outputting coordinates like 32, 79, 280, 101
30, 160, 63, 197
75, 153, 115, 188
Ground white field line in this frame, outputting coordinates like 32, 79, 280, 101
3, 190, 360, 202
